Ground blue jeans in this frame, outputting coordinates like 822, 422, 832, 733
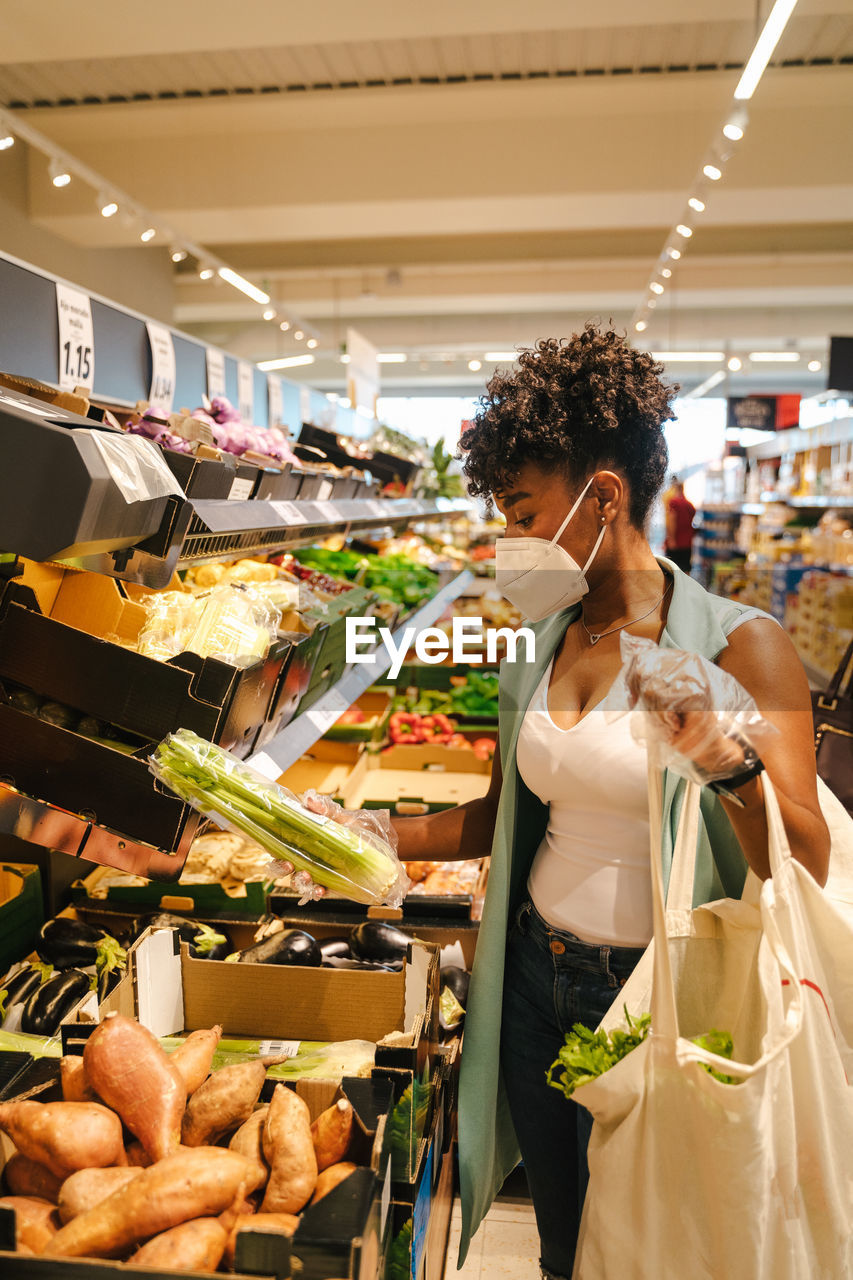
500, 900, 646, 1279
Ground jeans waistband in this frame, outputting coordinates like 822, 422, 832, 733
514, 899, 647, 977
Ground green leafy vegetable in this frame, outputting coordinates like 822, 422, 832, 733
385, 1218, 413, 1280
692, 1028, 739, 1084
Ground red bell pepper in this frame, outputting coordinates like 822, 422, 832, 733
389, 711, 425, 744
419, 713, 455, 745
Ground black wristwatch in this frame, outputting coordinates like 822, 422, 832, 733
708, 753, 765, 808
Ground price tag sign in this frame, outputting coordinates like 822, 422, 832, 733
268, 374, 284, 428
228, 476, 254, 502
238, 361, 254, 422
271, 501, 302, 524
316, 500, 339, 521
146, 322, 176, 413
247, 751, 282, 780
206, 348, 227, 400
56, 283, 94, 392
305, 688, 351, 733
299, 385, 312, 423
316, 478, 334, 501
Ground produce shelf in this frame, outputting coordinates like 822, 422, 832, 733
247, 569, 475, 778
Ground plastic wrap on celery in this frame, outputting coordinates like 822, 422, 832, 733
160, 1034, 375, 1079
0, 1029, 62, 1058
150, 729, 410, 907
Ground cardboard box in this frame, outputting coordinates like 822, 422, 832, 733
324, 690, 393, 743
387, 1134, 455, 1280
0, 863, 43, 976
344, 747, 491, 815
72, 865, 271, 917
278, 738, 365, 801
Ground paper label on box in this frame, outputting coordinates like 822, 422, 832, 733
146, 322, 176, 413
380, 1156, 392, 1238
206, 348, 227, 399
258, 1039, 301, 1057
271, 500, 301, 524
317, 479, 334, 501
305, 688, 351, 732
228, 476, 255, 501
56, 283, 95, 392
238, 361, 255, 422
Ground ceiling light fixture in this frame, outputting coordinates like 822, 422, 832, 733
723, 122, 744, 141
808, 360, 822, 372
339, 354, 351, 364
485, 351, 518, 362
635, 321, 647, 332
99, 198, 119, 218
688, 197, 705, 213
293, 329, 304, 341
675, 224, 693, 238
170, 247, 187, 263
647, 299, 657, 309
734, 0, 799, 101
217, 267, 270, 305
468, 359, 482, 372
49, 158, 71, 187
685, 369, 727, 399
661, 267, 672, 279
257, 354, 316, 371
650, 282, 664, 295
306, 338, 318, 349
377, 353, 407, 364
651, 351, 725, 362
263, 308, 276, 321
140, 227, 156, 242
279, 320, 290, 332
0, 132, 14, 151
198, 266, 214, 280
668, 247, 682, 260
748, 351, 800, 362
703, 164, 723, 181
727, 356, 743, 371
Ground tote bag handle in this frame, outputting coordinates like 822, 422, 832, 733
647, 759, 804, 1074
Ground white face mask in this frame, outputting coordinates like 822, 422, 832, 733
494, 475, 606, 622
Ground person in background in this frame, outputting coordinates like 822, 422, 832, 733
664, 475, 696, 574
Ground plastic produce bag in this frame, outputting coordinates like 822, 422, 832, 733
137, 583, 281, 668
610, 633, 777, 784
150, 730, 410, 907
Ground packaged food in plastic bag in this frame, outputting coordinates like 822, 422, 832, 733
611, 633, 777, 784
137, 584, 281, 668
136, 591, 202, 662
150, 730, 410, 907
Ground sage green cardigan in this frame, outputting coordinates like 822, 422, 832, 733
456, 562, 769, 1263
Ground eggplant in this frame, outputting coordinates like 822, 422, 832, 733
38, 701, 79, 731
7, 688, 40, 714
318, 937, 354, 962
0, 964, 48, 1011
37, 917, 105, 969
97, 966, 123, 1003
21, 969, 90, 1036
138, 912, 231, 961
440, 966, 470, 1009
349, 921, 412, 964
236, 929, 321, 967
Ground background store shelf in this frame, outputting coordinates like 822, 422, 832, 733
248, 569, 474, 778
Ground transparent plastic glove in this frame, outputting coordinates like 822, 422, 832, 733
296, 790, 408, 906
612, 633, 778, 785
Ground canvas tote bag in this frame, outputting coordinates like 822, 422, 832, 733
572, 768, 853, 1280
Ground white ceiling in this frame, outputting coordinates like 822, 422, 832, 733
2, 0, 853, 395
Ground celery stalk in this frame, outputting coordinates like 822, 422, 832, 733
150, 729, 406, 906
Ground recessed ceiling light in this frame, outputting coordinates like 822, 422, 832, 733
727, 356, 743, 371
279, 320, 290, 332
661, 267, 672, 279
650, 282, 664, 295
293, 330, 304, 341
635, 321, 647, 332
668, 247, 682, 260
468, 359, 482, 372
688, 197, 705, 213
808, 360, 822, 372
703, 164, 722, 181
306, 338, 318, 349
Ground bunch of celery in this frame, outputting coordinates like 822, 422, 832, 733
150, 729, 406, 906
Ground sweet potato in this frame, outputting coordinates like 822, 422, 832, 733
224, 1211, 299, 1270
262, 1085, 317, 1214
44, 1147, 261, 1259
125, 1141, 153, 1168
59, 1056, 97, 1103
0, 1195, 61, 1252
83, 1013, 184, 1161
58, 1167, 143, 1224
311, 1098, 354, 1171
228, 1106, 269, 1188
0, 1101, 124, 1178
182, 1061, 267, 1147
170, 1025, 222, 1095
132, 1216, 228, 1271
310, 1162, 357, 1205
3, 1153, 63, 1203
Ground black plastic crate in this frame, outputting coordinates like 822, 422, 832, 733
160, 447, 238, 499
253, 461, 304, 502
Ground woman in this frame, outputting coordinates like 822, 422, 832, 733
390, 325, 829, 1279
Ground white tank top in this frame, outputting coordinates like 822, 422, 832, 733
517, 658, 653, 947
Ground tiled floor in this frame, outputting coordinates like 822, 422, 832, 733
443, 1196, 541, 1279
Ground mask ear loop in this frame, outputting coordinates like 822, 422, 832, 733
548, 474, 597, 547
582, 521, 607, 572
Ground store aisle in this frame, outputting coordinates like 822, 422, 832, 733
443, 1197, 541, 1279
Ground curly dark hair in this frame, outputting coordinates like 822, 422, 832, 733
460, 324, 678, 526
